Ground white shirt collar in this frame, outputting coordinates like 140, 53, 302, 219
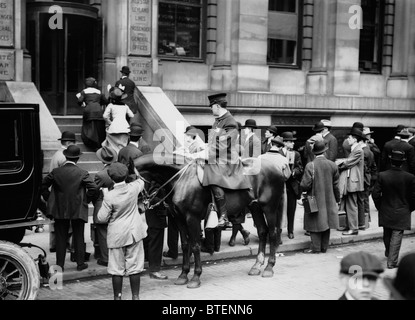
114, 181, 127, 188
130, 141, 139, 148
66, 161, 76, 165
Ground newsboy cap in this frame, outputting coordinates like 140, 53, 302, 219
108, 162, 129, 183
340, 251, 384, 278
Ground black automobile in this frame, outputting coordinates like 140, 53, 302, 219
0, 103, 45, 300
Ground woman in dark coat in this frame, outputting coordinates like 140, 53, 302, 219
300, 140, 340, 254
77, 77, 108, 151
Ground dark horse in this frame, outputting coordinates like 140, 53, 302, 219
135, 153, 285, 289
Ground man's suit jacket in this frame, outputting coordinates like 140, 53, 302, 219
338, 143, 364, 193
261, 138, 272, 154
115, 76, 139, 113
42, 163, 99, 222
93, 166, 114, 224
372, 167, 415, 231
381, 138, 415, 174
283, 149, 303, 199
97, 180, 147, 249
323, 132, 338, 162
241, 133, 262, 159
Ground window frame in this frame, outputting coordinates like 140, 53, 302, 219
157, 0, 207, 63
267, 0, 304, 69
358, 0, 385, 74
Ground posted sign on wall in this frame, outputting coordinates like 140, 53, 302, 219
0, 50, 14, 80
129, 0, 152, 56
0, 0, 14, 47
129, 58, 152, 86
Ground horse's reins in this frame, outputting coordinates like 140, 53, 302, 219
138, 161, 194, 210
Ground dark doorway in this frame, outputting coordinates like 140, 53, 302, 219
27, 2, 101, 115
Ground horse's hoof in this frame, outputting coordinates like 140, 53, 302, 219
174, 277, 189, 286
187, 280, 201, 289
262, 269, 274, 278
248, 268, 261, 276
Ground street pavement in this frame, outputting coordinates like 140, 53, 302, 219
22, 197, 415, 282
36, 235, 415, 300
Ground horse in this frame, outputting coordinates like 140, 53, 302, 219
134, 153, 285, 289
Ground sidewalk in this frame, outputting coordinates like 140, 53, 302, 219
22, 198, 415, 283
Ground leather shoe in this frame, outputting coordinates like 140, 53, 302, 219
288, 233, 294, 240
337, 227, 348, 232
228, 237, 236, 247
149, 272, 168, 280
97, 259, 108, 267
303, 249, 320, 254
163, 251, 178, 259
358, 225, 366, 231
77, 263, 88, 271
342, 230, 358, 236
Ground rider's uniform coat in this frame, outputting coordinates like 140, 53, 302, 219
202, 111, 251, 190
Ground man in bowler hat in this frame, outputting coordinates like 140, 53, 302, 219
42, 145, 99, 272
115, 66, 140, 124
262, 125, 279, 154
241, 119, 261, 159
372, 150, 415, 269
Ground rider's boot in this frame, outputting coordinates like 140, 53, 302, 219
212, 187, 228, 228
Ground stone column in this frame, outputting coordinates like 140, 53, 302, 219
234, 0, 269, 91
332, 0, 361, 95
101, 0, 119, 89
210, 0, 233, 91
387, 0, 410, 98
306, 0, 330, 95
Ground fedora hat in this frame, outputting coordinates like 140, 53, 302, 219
243, 119, 257, 129
208, 93, 227, 107
266, 125, 279, 137
363, 127, 374, 136
63, 145, 82, 159
96, 147, 117, 165
58, 131, 76, 142
398, 128, 411, 138
312, 121, 325, 132
281, 132, 297, 142
184, 126, 199, 137
312, 140, 328, 155
130, 124, 144, 137
120, 66, 131, 75
349, 127, 365, 139
321, 119, 332, 128
352, 122, 364, 130
271, 137, 284, 147
389, 150, 406, 162
308, 134, 324, 144
396, 124, 406, 133
383, 253, 415, 300
109, 87, 128, 101
340, 251, 384, 279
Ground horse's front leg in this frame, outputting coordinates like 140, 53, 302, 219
248, 202, 266, 276
174, 223, 190, 286
187, 218, 202, 289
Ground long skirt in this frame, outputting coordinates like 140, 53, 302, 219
81, 120, 106, 151
101, 132, 129, 155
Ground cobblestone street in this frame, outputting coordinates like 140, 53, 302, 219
37, 235, 415, 301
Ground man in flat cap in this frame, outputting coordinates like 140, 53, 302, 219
190, 93, 251, 227
338, 251, 384, 300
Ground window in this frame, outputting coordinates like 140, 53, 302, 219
267, 0, 303, 68
0, 112, 23, 172
359, 0, 385, 73
158, 0, 205, 60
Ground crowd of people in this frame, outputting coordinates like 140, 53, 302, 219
41, 83, 415, 300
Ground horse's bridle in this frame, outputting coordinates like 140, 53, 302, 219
138, 161, 194, 211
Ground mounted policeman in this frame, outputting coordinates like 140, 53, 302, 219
189, 93, 252, 227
